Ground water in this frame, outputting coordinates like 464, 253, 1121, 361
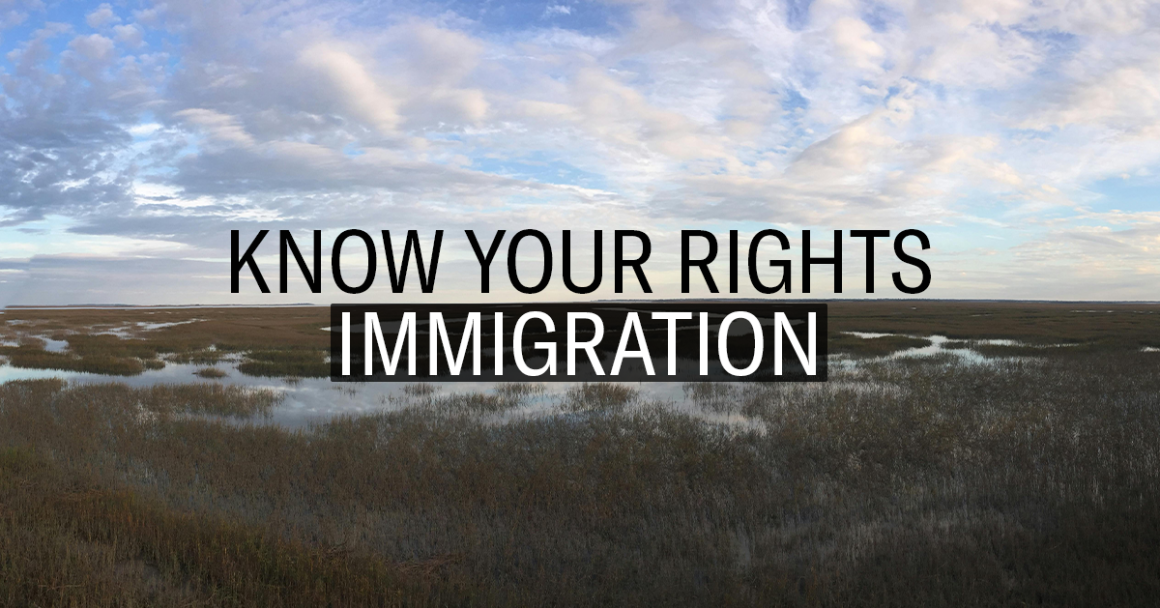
0, 332, 1043, 428
0, 354, 691, 428
0, 366, 77, 382
886, 334, 989, 363
40, 336, 69, 352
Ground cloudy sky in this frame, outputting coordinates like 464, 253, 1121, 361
1, 0, 1158, 305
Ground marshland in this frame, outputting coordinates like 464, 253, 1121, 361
1, 302, 1158, 606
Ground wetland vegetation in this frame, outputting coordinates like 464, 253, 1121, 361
1, 302, 1159, 606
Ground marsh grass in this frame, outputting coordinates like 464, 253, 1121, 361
683, 382, 740, 413
5, 301, 1160, 376
3, 353, 1160, 606
388, 383, 545, 415
0, 331, 177, 375
888, 350, 963, 366
0, 307, 329, 377
1, 354, 1160, 605
562, 382, 638, 412
403, 382, 438, 397
169, 349, 224, 365
829, 333, 932, 357
2, 303, 1160, 605
433, 393, 512, 414
825, 300, 1160, 350
971, 342, 1081, 358
0, 345, 153, 376
493, 382, 546, 401
135, 383, 283, 418
0, 447, 418, 607
194, 367, 228, 379
237, 349, 329, 378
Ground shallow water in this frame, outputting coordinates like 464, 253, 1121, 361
837, 332, 1064, 366
0, 354, 689, 428
39, 336, 70, 353
0, 332, 1022, 428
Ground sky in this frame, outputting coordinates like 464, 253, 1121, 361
0, 0, 1158, 305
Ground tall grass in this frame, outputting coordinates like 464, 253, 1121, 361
1, 350, 1158, 605
0, 447, 418, 607
0, 346, 153, 376
236, 349, 329, 378
135, 383, 283, 418
562, 382, 638, 412
6, 301, 1160, 377
828, 333, 932, 357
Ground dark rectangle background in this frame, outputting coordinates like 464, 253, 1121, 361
330, 302, 827, 382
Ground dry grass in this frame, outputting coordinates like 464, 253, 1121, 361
0, 307, 328, 376
829, 333, 931, 357
5, 301, 1160, 374
493, 382, 547, 401
236, 349, 329, 378
403, 382, 438, 397
1, 303, 1160, 605
0, 447, 417, 607
169, 349, 224, 365
1, 353, 1160, 605
825, 300, 1160, 349
385, 382, 547, 415
0, 345, 152, 376
562, 382, 639, 412
135, 383, 283, 418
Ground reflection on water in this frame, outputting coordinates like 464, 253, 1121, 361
0, 332, 1031, 428
40, 336, 70, 353
828, 333, 1048, 370
885, 335, 989, 363
0, 365, 76, 382
0, 356, 689, 428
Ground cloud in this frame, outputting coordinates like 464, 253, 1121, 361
174, 108, 256, 147
113, 23, 143, 47
85, 3, 118, 29
1017, 60, 1160, 138
296, 43, 401, 135
543, 5, 573, 19
67, 33, 114, 61
1, 0, 1159, 303
827, 17, 884, 72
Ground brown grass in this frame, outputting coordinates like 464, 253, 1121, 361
0, 447, 416, 607
0, 307, 328, 376
825, 300, 1160, 348
828, 332, 931, 357
135, 383, 283, 418
237, 349, 329, 378
1, 303, 1160, 605
562, 382, 638, 412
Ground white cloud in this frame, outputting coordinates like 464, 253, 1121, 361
174, 108, 256, 147
828, 17, 885, 72
112, 23, 143, 47
67, 33, 114, 61
543, 5, 572, 19
1018, 59, 1160, 138
85, 3, 118, 29
297, 43, 401, 135
2, 0, 1160, 302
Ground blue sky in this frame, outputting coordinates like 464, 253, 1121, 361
1, 0, 1159, 304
